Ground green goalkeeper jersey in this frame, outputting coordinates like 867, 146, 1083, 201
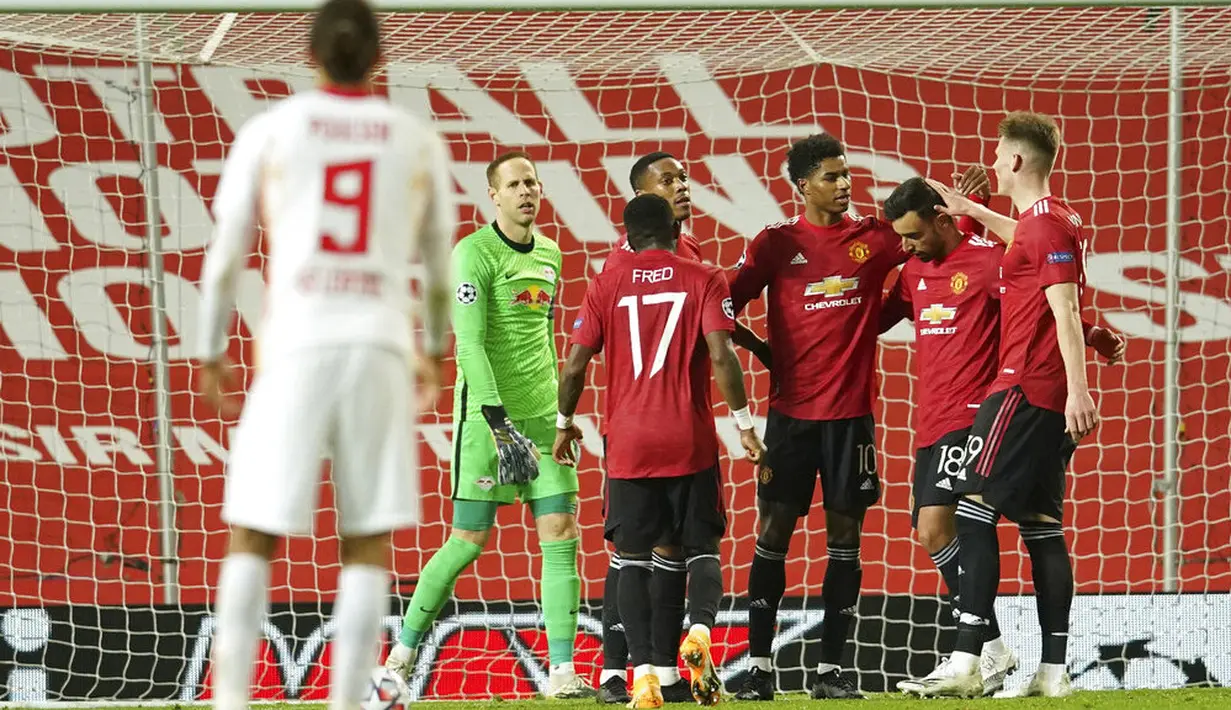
451, 222, 562, 422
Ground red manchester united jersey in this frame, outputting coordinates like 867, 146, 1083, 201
884, 233, 1005, 448
992, 196, 1088, 413
730, 214, 908, 420
572, 249, 735, 478
606, 228, 702, 272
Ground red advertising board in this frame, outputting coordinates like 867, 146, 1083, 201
0, 44, 1227, 608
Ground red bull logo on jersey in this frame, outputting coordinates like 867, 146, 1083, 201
919, 303, 958, 335
511, 285, 553, 310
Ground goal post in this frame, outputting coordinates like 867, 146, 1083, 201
0, 1, 1228, 702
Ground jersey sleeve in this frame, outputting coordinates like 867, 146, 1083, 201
451, 238, 502, 409
729, 228, 772, 314
415, 128, 457, 356
196, 111, 271, 361
700, 269, 736, 336
880, 268, 914, 332
1026, 218, 1082, 288
570, 278, 605, 351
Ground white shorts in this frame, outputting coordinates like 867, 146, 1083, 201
223, 345, 420, 537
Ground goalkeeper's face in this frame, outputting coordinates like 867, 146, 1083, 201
636, 157, 693, 221
489, 157, 543, 228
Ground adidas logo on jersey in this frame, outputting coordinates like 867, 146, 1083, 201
917, 279, 927, 291
791, 252, 808, 265
860, 478, 876, 491
936, 478, 953, 491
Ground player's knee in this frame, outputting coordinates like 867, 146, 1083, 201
683, 543, 720, 561
1020, 511, 1062, 525
228, 526, 278, 559
824, 509, 864, 546
915, 506, 957, 554
339, 532, 390, 567
756, 500, 800, 550
535, 512, 578, 542
451, 527, 491, 547
653, 543, 682, 559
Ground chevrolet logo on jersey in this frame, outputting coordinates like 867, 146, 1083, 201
805, 276, 860, 297
920, 304, 956, 325
511, 284, 553, 310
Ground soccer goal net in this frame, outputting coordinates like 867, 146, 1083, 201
0, 0, 1228, 702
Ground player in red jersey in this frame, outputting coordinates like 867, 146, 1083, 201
554, 194, 765, 708
598, 152, 770, 705
878, 177, 1125, 697
908, 113, 1105, 698
728, 133, 908, 700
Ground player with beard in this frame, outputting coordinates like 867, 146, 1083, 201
597, 153, 770, 704
907, 112, 1104, 698
878, 176, 1123, 696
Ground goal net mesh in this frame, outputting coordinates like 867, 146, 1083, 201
0, 5, 1229, 702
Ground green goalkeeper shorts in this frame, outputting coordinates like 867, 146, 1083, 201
449, 412, 579, 504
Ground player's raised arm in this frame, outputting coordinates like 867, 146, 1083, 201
927, 178, 1019, 245
196, 112, 271, 414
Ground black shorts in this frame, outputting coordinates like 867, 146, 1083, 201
953, 386, 1077, 523
757, 410, 880, 517
911, 427, 971, 527
603, 465, 726, 555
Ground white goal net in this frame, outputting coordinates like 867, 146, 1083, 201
0, 2, 1229, 702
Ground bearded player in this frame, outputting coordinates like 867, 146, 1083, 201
878, 176, 1124, 696
554, 193, 765, 707
384, 152, 594, 699
908, 112, 1104, 698
598, 153, 770, 705
197, 2, 454, 709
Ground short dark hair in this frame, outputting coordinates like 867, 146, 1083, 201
486, 151, 535, 187
786, 133, 845, 194
883, 177, 945, 222
629, 151, 676, 192
999, 111, 1061, 173
624, 194, 676, 251
310, 0, 380, 85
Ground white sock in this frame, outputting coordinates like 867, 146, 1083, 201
599, 669, 627, 684
330, 564, 390, 710
655, 665, 681, 684
551, 661, 575, 676
213, 553, 270, 710
1038, 662, 1066, 680
750, 656, 772, 673
951, 651, 980, 674
816, 662, 840, 675
983, 636, 1006, 655
633, 663, 656, 681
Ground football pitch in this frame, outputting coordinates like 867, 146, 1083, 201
106, 688, 1224, 710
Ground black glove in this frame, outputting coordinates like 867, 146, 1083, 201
481, 405, 540, 486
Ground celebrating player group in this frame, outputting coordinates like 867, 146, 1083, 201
194, 1, 1126, 707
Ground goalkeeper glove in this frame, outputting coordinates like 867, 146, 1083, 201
481, 405, 541, 486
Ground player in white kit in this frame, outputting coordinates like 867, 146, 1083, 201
194, 2, 455, 709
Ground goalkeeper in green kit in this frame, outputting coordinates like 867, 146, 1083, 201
385, 151, 595, 699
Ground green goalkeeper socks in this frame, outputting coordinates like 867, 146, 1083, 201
399, 535, 484, 648
539, 537, 581, 666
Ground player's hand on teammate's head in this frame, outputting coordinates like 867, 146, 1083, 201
414, 353, 445, 406
924, 178, 980, 218
953, 165, 992, 201
740, 428, 766, 464
1088, 326, 1126, 365
197, 356, 242, 417
1064, 389, 1099, 443
551, 424, 583, 467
